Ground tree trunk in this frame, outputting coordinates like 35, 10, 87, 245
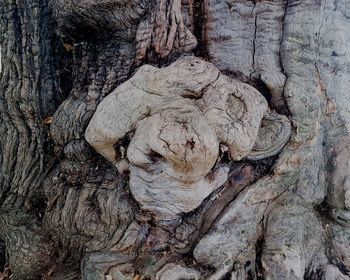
1, 0, 350, 279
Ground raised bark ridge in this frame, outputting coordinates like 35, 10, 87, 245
2, 0, 350, 279
85, 57, 291, 220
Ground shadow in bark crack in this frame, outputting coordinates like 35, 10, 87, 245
0, 240, 6, 273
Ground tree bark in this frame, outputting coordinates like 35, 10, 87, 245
1, 0, 350, 279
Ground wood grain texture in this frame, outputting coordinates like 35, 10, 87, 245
1, 0, 350, 279
86, 57, 289, 220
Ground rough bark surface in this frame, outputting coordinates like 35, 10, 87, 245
1, 0, 350, 279
85, 57, 290, 220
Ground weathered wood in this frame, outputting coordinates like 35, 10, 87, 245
85, 57, 290, 220
1, 0, 350, 279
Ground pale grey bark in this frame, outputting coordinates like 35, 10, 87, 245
85, 57, 290, 220
1, 0, 350, 280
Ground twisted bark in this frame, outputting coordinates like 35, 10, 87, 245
1, 0, 350, 279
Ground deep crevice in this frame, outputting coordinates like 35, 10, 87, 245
222, 272, 232, 280
255, 236, 265, 280
278, 0, 293, 118
193, 0, 209, 59
253, 78, 273, 104
250, 0, 258, 84
314, 200, 333, 221
251, 76, 290, 115
0, 240, 6, 272
335, 262, 350, 276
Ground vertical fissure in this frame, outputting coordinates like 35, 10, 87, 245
250, 0, 258, 84
277, 0, 292, 116
193, 0, 209, 59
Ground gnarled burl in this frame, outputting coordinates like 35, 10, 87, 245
85, 57, 291, 220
